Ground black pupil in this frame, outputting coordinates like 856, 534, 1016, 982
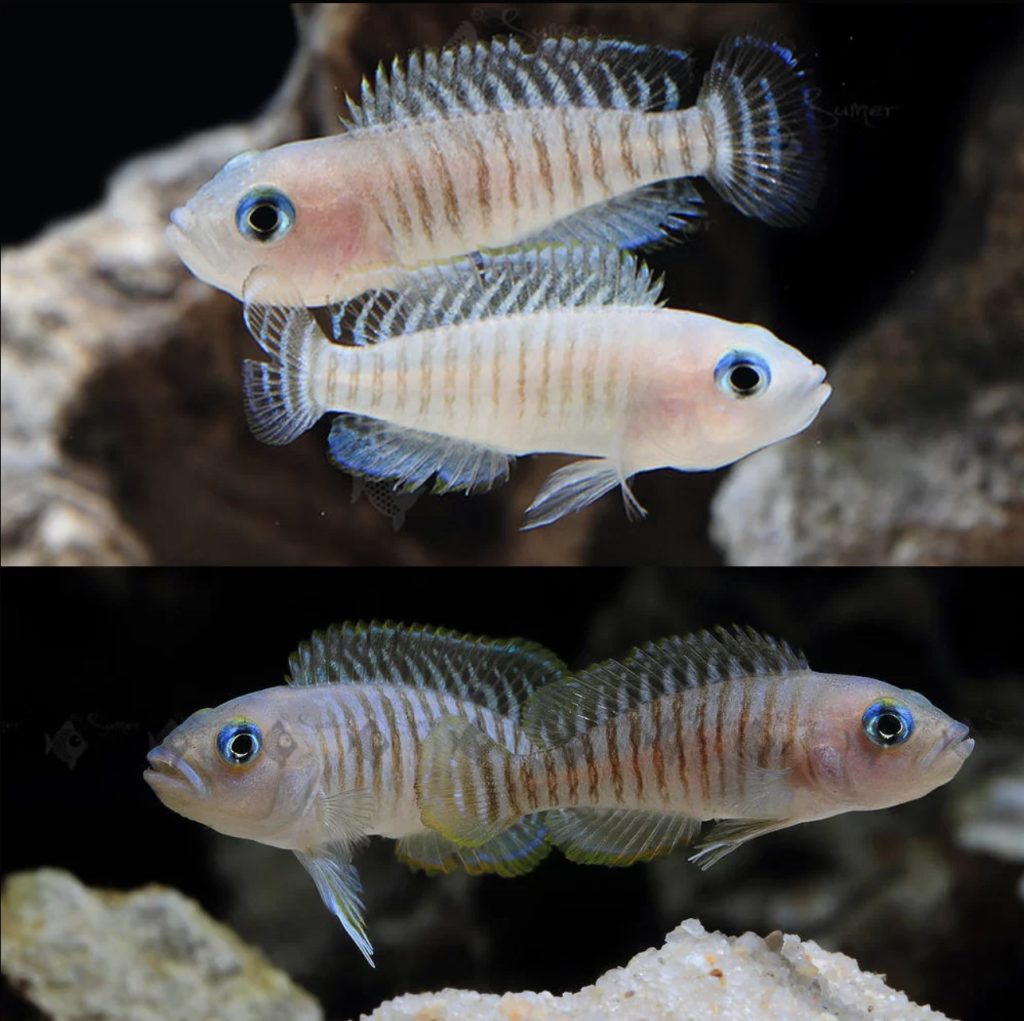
230, 732, 255, 759
247, 203, 280, 235
877, 713, 903, 741
729, 364, 762, 394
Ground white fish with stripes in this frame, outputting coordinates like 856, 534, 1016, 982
418, 628, 975, 869
143, 622, 567, 965
166, 34, 823, 305
241, 245, 831, 528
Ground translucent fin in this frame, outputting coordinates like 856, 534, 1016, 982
351, 475, 423, 531
316, 787, 375, 846
327, 414, 513, 496
697, 36, 823, 226
286, 622, 566, 724
525, 180, 705, 251
343, 36, 693, 129
417, 716, 519, 847
523, 627, 809, 743
294, 845, 374, 966
241, 296, 325, 446
542, 807, 701, 866
327, 245, 663, 347
396, 819, 550, 878
522, 459, 638, 531
688, 817, 791, 871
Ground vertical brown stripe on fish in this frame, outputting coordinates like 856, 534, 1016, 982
604, 339, 621, 415
581, 733, 600, 804
561, 328, 576, 422
582, 339, 597, 420
516, 330, 527, 421
341, 701, 365, 793
379, 689, 401, 800
647, 114, 667, 178
467, 122, 492, 229
628, 710, 644, 802
539, 324, 552, 420
676, 112, 694, 174
425, 125, 463, 236
384, 160, 413, 241
366, 189, 397, 248
783, 680, 800, 770
673, 694, 689, 801
468, 334, 481, 420
492, 329, 503, 416
587, 117, 610, 196
480, 750, 500, 823
606, 717, 624, 804
318, 708, 333, 789
650, 698, 669, 804
371, 352, 384, 410
561, 744, 579, 805
492, 115, 520, 222
696, 689, 710, 809
736, 679, 752, 801
444, 334, 457, 417
502, 743, 519, 814
325, 354, 338, 410
714, 681, 728, 804
419, 338, 433, 416
404, 139, 435, 244
529, 114, 555, 211
354, 690, 382, 800
543, 749, 559, 806
560, 110, 584, 203
619, 116, 640, 182
758, 679, 778, 768
521, 755, 538, 810
347, 353, 361, 404
396, 341, 408, 413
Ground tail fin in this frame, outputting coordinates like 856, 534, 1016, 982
241, 301, 326, 445
417, 716, 521, 848
697, 36, 823, 226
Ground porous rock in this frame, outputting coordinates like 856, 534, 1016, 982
360, 917, 952, 1021
0, 868, 323, 1021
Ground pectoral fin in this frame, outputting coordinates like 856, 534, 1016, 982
522, 459, 645, 530
295, 844, 374, 966
688, 817, 791, 871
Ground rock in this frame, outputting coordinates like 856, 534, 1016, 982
711, 51, 1024, 565
0, 869, 322, 1021
360, 917, 952, 1021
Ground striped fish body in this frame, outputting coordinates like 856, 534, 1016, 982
243, 246, 830, 528
144, 622, 567, 965
167, 36, 823, 305
418, 629, 974, 869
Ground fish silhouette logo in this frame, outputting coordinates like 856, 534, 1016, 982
264, 719, 298, 765
45, 720, 87, 770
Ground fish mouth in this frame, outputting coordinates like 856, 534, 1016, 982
144, 747, 208, 799
921, 722, 975, 769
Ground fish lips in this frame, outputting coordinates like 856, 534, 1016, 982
144, 746, 208, 801
921, 721, 975, 770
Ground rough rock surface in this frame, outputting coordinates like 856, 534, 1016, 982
0, 869, 323, 1021
712, 54, 1024, 565
361, 917, 952, 1021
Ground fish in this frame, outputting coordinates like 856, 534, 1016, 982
417, 627, 975, 870
240, 245, 831, 529
143, 622, 567, 965
166, 34, 823, 306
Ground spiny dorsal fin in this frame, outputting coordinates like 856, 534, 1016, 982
343, 36, 693, 130
329, 245, 664, 346
287, 621, 567, 720
523, 626, 809, 743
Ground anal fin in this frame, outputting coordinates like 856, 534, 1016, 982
396, 819, 550, 878
525, 180, 705, 251
542, 807, 701, 866
328, 415, 513, 496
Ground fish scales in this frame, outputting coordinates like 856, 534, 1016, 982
167, 36, 824, 306
417, 628, 974, 871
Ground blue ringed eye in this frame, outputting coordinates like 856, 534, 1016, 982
714, 351, 771, 398
236, 188, 295, 243
217, 719, 262, 765
862, 700, 914, 748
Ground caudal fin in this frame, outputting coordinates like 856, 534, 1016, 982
697, 36, 823, 226
417, 716, 521, 847
241, 300, 326, 445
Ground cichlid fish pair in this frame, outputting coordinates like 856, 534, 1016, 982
145, 622, 973, 965
166, 34, 823, 307
242, 246, 830, 528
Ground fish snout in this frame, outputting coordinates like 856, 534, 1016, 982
144, 747, 208, 798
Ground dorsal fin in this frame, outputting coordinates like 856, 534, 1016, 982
523, 626, 809, 743
328, 245, 664, 346
343, 36, 693, 130
287, 621, 567, 719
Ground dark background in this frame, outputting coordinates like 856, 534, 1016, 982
2, 568, 1021, 1018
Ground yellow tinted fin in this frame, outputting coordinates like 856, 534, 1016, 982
541, 807, 701, 867
396, 820, 550, 878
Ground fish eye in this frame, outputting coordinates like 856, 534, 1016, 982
236, 188, 295, 244
862, 700, 914, 748
714, 351, 772, 399
217, 719, 263, 766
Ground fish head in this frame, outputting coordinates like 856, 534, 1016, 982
796, 675, 974, 813
646, 317, 830, 470
165, 141, 371, 304
144, 688, 322, 846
